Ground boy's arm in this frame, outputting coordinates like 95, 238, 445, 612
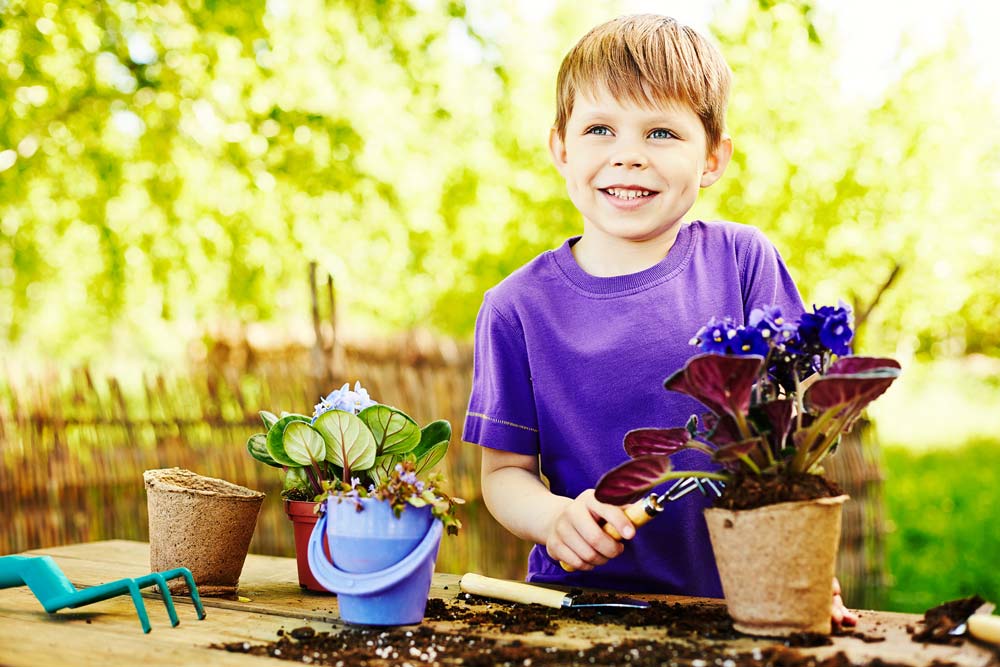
480, 447, 635, 571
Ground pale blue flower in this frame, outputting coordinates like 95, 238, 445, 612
312, 381, 378, 419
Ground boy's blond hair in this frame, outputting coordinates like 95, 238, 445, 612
554, 14, 731, 153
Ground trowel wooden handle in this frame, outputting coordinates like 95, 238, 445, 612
559, 497, 656, 572
460, 573, 566, 608
969, 614, 1000, 645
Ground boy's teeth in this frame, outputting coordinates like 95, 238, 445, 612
607, 188, 652, 200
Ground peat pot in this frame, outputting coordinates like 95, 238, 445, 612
307, 497, 443, 625
144, 468, 264, 598
285, 499, 331, 593
704, 494, 849, 636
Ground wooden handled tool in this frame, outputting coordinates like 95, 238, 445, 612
559, 477, 724, 572
459, 573, 648, 608
968, 614, 1000, 646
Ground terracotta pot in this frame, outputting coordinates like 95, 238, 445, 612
704, 494, 849, 636
284, 499, 331, 593
144, 468, 264, 598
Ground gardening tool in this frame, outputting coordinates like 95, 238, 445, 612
950, 601, 1000, 646
460, 573, 649, 609
0, 555, 207, 633
560, 476, 725, 572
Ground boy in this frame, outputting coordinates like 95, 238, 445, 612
463, 14, 854, 624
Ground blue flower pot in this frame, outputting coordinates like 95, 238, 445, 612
307, 497, 442, 625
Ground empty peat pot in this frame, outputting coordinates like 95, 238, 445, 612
144, 467, 264, 598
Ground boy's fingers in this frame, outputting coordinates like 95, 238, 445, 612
555, 517, 608, 567
585, 494, 636, 541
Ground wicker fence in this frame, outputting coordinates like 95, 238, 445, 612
0, 333, 888, 607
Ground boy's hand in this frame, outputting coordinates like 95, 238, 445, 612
544, 489, 635, 571
831, 577, 857, 626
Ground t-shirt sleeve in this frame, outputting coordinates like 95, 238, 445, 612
739, 228, 806, 321
462, 294, 540, 455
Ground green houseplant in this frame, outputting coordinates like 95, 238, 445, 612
594, 304, 900, 636
247, 381, 461, 592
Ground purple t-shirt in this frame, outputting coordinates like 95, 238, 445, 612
463, 220, 805, 596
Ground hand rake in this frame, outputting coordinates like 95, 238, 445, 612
0, 555, 207, 633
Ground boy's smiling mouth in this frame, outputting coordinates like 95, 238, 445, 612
598, 185, 660, 209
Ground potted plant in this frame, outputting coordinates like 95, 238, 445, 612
246, 381, 460, 594
594, 303, 900, 637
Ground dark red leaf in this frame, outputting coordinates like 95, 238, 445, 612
703, 412, 741, 446
665, 354, 764, 418
805, 370, 900, 413
756, 399, 794, 451
623, 428, 690, 457
828, 356, 901, 376
594, 455, 672, 505
713, 438, 761, 462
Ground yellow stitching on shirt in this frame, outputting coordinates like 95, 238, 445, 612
466, 412, 539, 433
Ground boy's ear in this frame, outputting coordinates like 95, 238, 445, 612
700, 134, 733, 188
548, 127, 568, 176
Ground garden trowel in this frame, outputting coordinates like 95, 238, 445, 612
459, 573, 649, 609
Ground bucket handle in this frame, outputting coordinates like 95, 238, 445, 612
307, 508, 443, 596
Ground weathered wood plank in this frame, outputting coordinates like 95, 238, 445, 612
0, 585, 322, 667
8, 541, 996, 667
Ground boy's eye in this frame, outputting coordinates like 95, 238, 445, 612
585, 125, 612, 136
648, 128, 677, 140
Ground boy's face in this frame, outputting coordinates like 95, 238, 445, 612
550, 86, 731, 247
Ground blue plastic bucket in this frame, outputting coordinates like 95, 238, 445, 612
307, 497, 442, 625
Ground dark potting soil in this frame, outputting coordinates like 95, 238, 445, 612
213, 623, 952, 667
713, 473, 844, 511
910, 595, 987, 644
210, 595, 953, 667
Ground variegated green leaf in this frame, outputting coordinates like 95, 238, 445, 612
282, 421, 326, 465
260, 410, 280, 430
266, 413, 312, 466
358, 404, 420, 456
247, 433, 282, 468
414, 441, 448, 476
313, 409, 377, 474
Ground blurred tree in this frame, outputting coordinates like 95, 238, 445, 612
1, 0, 998, 363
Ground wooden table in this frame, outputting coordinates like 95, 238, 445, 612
0, 541, 994, 666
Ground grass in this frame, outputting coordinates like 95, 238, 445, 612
882, 438, 1000, 612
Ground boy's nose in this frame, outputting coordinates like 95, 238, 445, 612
610, 151, 648, 169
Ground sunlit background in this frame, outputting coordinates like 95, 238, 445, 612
2, 0, 998, 612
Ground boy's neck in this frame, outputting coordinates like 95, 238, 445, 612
571, 224, 684, 277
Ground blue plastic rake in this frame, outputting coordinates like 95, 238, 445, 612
0, 555, 207, 633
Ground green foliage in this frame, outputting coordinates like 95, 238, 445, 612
883, 440, 1000, 612
2, 0, 999, 365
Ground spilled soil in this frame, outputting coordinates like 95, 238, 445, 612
714, 473, 845, 510
209, 592, 962, 667
910, 595, 987, 644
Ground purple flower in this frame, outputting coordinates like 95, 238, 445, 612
731, 327, 769, 357
796, 303, 853, 357
691, 316, 770, 357
748, 306, 796, 343
400, 471, 418, 485
691, 317, 740, 354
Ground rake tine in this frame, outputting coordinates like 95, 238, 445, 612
173, 568, 206, 620
704, 479, 725, 497
665, 476, 700, 501
150, 573, 180, 627
126, 579, 152, 633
